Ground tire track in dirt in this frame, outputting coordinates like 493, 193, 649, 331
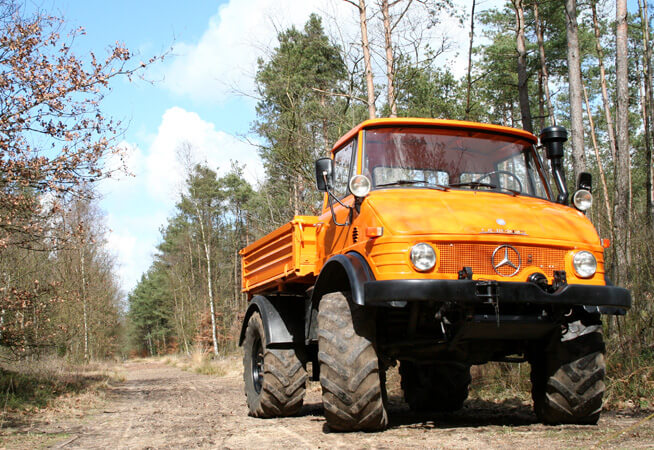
41, 360, 653, 449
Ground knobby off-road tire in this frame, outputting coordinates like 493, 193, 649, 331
318, 291, 388, 431
530, 321, 606, 425
242, 312, 307, 418
399, 361, 471, 412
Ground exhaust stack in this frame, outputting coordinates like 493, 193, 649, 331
540, 126, 569, 205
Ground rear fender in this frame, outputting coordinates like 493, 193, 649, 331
238, 295, 305, 348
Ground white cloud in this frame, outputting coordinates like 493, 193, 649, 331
145, 106, 263, 206
164, 0, 332, 102
106, 212, 166, 293
100, 141, 146, 198
106, 226, 141, 292
163, 0, 506, 103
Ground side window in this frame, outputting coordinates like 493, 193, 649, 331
333, 139, 355, 198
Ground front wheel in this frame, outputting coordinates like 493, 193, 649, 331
530, 320, 606, 425
242, 312, 307, 417
318, 291, 388, 431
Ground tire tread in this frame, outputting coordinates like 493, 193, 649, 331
531, 328, 606, 425
318, 292, 388, 431
243, 314, 307, 418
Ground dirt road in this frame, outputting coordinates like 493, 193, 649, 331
9, 360, 653, 449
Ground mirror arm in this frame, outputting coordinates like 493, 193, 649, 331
323, 172, 351, 226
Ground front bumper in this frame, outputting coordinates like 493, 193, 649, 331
364, 279, 631, 310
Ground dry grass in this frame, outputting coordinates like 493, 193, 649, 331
161, 346, 241, 378
0, 356, 124, 430
469, 362, 532, 403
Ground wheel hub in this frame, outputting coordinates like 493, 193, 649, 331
251, 336, 264, 394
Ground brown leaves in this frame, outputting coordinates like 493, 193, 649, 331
0, 1, 156, 357
0, 2, 160, 254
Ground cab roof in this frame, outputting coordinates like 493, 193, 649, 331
330, 118, 538, 154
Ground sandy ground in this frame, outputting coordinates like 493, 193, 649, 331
2, 360, 653, 449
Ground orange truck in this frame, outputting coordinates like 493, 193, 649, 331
238, 118, 631, 431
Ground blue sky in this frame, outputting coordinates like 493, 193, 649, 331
46, 0, 627, 294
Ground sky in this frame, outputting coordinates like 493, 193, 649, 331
47, 0, 627, 295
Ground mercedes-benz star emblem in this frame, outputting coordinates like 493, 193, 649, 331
491, 244, 521, 277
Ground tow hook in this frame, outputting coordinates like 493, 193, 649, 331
475, 280, 499, 302
476, 280, 500, 327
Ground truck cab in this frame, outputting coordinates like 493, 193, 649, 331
239, 118, 631, 431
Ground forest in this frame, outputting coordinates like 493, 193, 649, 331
1, 0, 652, 405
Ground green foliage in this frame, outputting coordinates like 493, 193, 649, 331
253, 14, 352, 217
127, 162, 256, 356
394, 57, 467, 119
127, 267, 173, 356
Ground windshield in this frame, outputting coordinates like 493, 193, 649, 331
363, 126, 551, 199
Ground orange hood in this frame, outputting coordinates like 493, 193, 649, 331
364, 189, 599, 246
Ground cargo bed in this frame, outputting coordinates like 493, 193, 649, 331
240, 216, 319, 296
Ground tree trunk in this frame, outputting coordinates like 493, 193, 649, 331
465, 0, 476, 120
538, 69, 544, 132
590, 0, 617, 162
614, 0, 630, 286
533, 1, 555, 127
194, 204, 219, 356
583, 84, 613, 234
356, 0, 376, 118
565, 0, 586, 178
512, 0, 533, 133
639, 0, 654, 227
80, 249, 89, 361
381, 0, 397, 117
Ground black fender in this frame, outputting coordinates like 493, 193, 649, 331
597, 275, 627, 316
239, 295, 305, 348
311, 252, 374, 306
305, 252, 375, 343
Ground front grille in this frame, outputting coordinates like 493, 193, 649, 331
435, 243, 566, 277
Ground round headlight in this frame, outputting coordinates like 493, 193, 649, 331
572, 189, 592, 211
349, 174, 371, 198
410, 243, 436, 272
573, 251, 597, 278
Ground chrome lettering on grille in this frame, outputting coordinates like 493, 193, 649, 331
480, 228, 528, 235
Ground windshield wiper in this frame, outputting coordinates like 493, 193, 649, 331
449, 181, 521, 196
376, 179, 449, 191
449, 181, 495, 189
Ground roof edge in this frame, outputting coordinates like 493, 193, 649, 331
330, 118, 537, 153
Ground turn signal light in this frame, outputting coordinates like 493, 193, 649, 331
366, 227, 383, 238
601, 238, 610, 248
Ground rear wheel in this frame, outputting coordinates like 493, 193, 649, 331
400, 361, 471, 412
530, 320, 606, 424
318, 291, 388, 431
243, 312, 307, 417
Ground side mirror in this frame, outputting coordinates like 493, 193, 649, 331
315, 157, 333, 192
578, 172, 592, 192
